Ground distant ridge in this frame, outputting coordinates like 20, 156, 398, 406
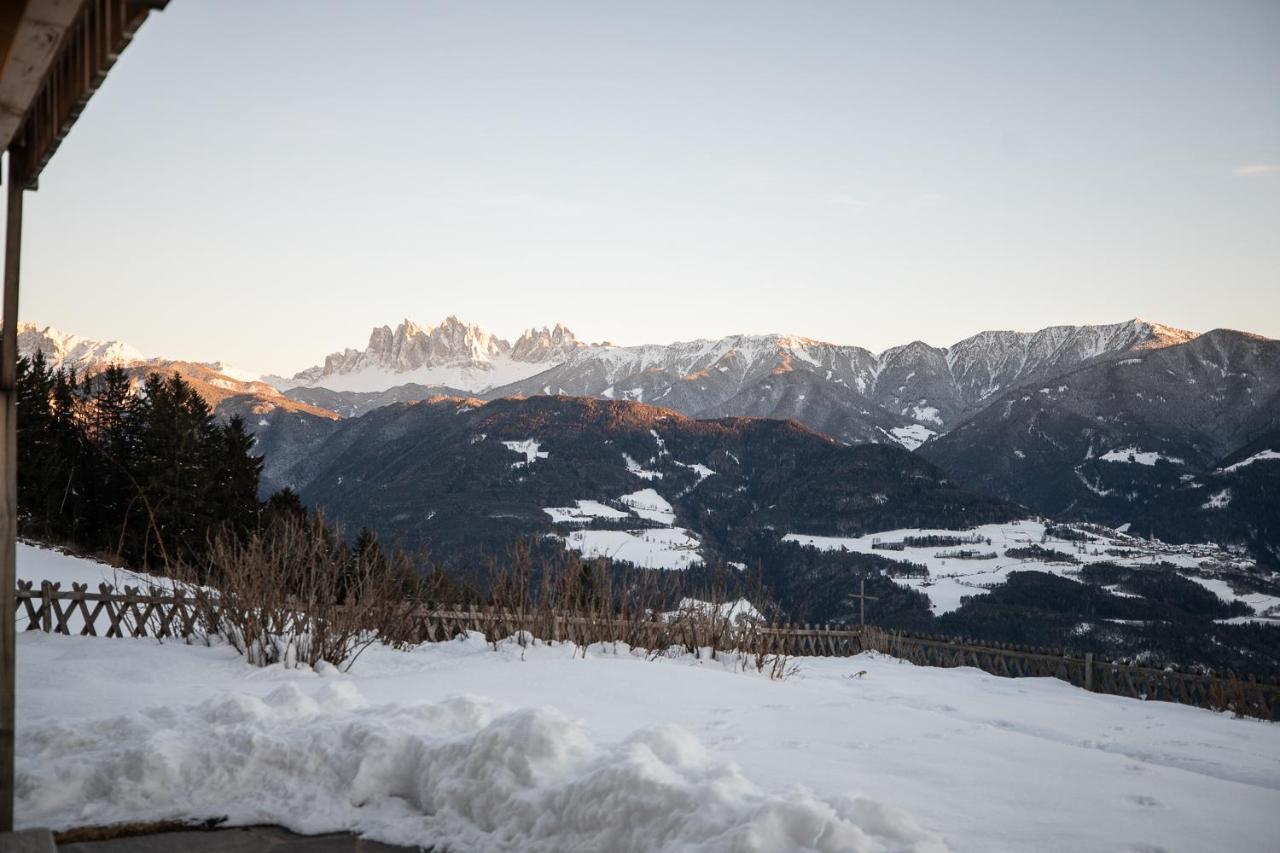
276, 316, 1197, 447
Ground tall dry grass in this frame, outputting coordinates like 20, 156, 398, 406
478, 545, 796, 678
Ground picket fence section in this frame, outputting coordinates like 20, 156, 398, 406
14, 579, 1280, 720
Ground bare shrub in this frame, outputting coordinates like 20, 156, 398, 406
175, 515, 427, 670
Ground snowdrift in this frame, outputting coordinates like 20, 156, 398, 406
18, 675, 941, 853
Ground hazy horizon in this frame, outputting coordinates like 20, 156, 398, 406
6, 0, 1278, 373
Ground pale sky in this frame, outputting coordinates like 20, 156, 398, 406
8, 0, 1280, 374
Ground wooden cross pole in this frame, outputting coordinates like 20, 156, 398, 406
856, 578, 879, 630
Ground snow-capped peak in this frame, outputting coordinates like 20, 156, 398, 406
15, 322, 144, 371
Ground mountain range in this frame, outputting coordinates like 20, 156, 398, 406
264, 315, 1192, 446
14, 314, 1280, 564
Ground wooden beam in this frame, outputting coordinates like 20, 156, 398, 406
1, 0, 168, 189
0, 1, 85, 158
0, 145, 25, 835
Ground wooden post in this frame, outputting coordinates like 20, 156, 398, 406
1084, 652, 1094, 692
38, 584, 51, 634
1, 145, 26, 833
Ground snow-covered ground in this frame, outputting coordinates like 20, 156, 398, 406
561, 526, 702, 570
502, 438, 549, 468
14, 544, 1280, 852
1099, 447, 1185, 466
784, 520, 1276, 616
887, 424, 936, 451
542, 500, 630, 525
545, 484, 703, 570
619, 488, 677, 524
16, 632, 1280, 852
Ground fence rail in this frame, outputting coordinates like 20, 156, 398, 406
14, 580, 1280, 720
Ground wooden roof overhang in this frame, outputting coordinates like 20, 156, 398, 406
0, 0, 168, 189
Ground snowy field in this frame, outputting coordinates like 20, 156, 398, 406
14, 546, 1280, 852
548, 485, 705, 570
784, 520, 1280, 617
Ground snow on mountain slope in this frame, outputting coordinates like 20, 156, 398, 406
482, 318, 1195, 443
14, 583, 1280, 851
15, 541, 157, 591
1223, 450, 1280, 472
16, 322, 144, 370
943, 319, 1195, 415
490, 333, 881, 413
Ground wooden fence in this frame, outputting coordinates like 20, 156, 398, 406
858, 627, 1280, 721
14, 580, 1280, 720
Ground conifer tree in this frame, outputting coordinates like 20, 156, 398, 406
16, 355, 269, 570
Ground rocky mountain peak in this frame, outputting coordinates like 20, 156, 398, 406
511, 323, 581, 362
325, 316, 510, 379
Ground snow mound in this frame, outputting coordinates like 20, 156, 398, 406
17, 685, 942, 853
670, 598, 764, 625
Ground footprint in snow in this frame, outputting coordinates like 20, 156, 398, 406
1126, 794, 1162, 809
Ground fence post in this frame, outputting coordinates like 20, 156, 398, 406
39, 582, 52, 633
1084, 652, 1094, 691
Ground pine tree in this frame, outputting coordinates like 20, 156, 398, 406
80, 365, 139, 553
263, 487, 307, 528
17, 362, 269, 571
130, 372, 220, 566
210, 414, 264, 540
16, 353, 55, 536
